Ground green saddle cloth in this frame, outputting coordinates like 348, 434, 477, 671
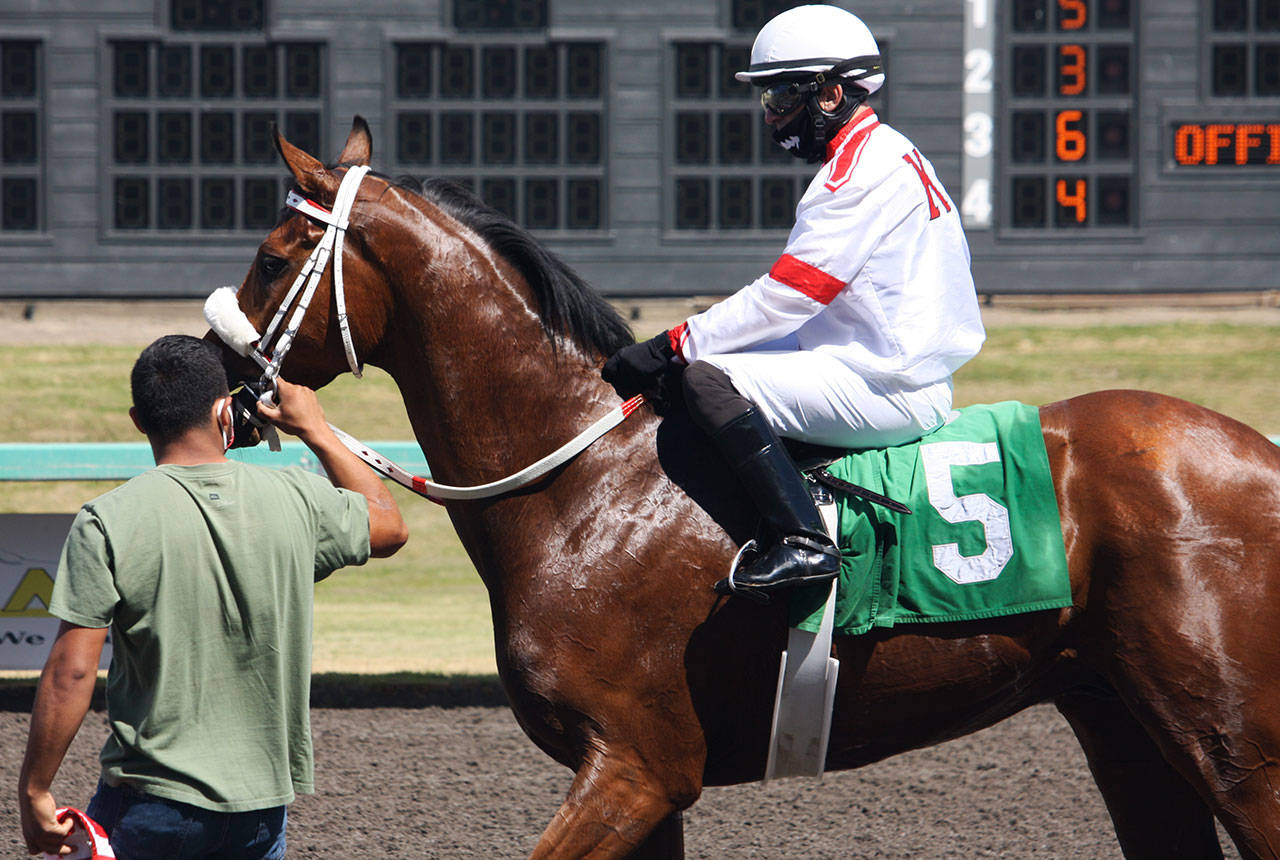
791, 401, 1072, 635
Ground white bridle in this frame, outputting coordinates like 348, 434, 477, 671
206, 164, 370, 383
203, 165, 645, 503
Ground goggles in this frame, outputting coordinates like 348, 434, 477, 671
757, 55, 884, 116
759, 80, 816, 117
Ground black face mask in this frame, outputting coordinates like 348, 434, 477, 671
771, 101, 824, 162
770, 91, 865, 164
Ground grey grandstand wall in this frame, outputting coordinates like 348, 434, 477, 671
0, 0, 1276, 298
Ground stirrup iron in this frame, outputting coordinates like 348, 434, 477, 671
715, 540, 770, 603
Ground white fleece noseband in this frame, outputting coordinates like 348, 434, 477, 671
203, 285, 260, 359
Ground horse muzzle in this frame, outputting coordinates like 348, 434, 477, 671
226, 379, 277, 449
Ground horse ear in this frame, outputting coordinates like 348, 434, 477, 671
337, 116, 373, 166
274, 124, 333, 198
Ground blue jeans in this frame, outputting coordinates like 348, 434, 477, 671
86, 779, 287, 860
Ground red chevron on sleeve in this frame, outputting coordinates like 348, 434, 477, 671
668, 321, 690, 363
768, 254, 845, 304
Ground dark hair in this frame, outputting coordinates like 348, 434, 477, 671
388, 174, 635, 358
130, 335, 230, 443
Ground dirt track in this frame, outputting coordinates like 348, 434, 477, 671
2, 691, 1241, 858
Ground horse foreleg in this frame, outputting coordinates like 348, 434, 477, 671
530, 745, 691, 860
629, 812, 684, 859
1056, 689, 1224, 859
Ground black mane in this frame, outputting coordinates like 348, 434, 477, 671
389, 173, 635, 358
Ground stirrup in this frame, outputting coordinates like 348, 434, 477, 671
713, 540, 772, 604
713, 535, 840, 603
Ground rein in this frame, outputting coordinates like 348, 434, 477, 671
204, 166, 645, 503
330, 395, 645, 504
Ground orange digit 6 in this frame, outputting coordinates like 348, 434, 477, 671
1058, 0, 1087, 29
1055, 110, 1087, 161
1060, 44, 1086, 95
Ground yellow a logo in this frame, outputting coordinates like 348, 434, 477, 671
2, 568, 55, 618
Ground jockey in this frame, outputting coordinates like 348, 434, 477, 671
603, 4, 985, 600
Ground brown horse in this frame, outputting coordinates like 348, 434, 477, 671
212, 119, 1280, 858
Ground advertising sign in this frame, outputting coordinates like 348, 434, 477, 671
0, 514, 111, 670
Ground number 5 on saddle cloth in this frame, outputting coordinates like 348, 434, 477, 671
763, 401, 1072, 781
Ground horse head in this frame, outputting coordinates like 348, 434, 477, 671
209, 116, 393, 392
207, 115, 640, 477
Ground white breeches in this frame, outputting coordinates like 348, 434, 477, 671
701, 349, 954, 449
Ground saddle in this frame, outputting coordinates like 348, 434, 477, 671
784, 438, 911, 515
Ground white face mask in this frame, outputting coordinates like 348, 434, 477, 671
216, 397, 235, 451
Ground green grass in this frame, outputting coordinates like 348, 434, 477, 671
953, 323, 1280, 431
309, 487, 495, 675
2, 346, 415, 443
7, 346, 138, 443
4, 318, 1280, 675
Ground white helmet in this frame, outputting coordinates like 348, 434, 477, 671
735, 4, 884, 95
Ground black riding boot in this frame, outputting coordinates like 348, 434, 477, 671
710, 407, 841, 600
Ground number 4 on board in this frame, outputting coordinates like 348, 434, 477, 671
1056, 178, 1087, 223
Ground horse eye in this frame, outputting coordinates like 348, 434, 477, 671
258, 254, 289, 280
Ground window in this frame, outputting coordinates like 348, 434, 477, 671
1208, 0, 1280, 96
1, 40, 41, 232
730, 0, 807, 30
171, 0, 264, 31
106, 39, 324, 233
105, 2, 325, 234
453, 0, 548, 30
667, 39, 890, 232
390, 39, 607, 232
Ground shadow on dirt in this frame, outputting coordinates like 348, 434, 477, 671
0, 673, 509, 712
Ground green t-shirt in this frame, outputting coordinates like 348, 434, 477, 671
50, 461, 370, 813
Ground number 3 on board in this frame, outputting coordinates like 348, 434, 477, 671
920, 441, 1014, 585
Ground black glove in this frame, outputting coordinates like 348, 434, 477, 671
602, 331, 676, 399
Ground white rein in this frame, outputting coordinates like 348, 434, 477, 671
204, 166, 645, 503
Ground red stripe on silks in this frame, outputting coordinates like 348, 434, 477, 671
668, 322, 690, 364
824, 120, 880, 192
768, 254, 845, 305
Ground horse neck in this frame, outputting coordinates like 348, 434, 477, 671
372, 223, 618, 493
